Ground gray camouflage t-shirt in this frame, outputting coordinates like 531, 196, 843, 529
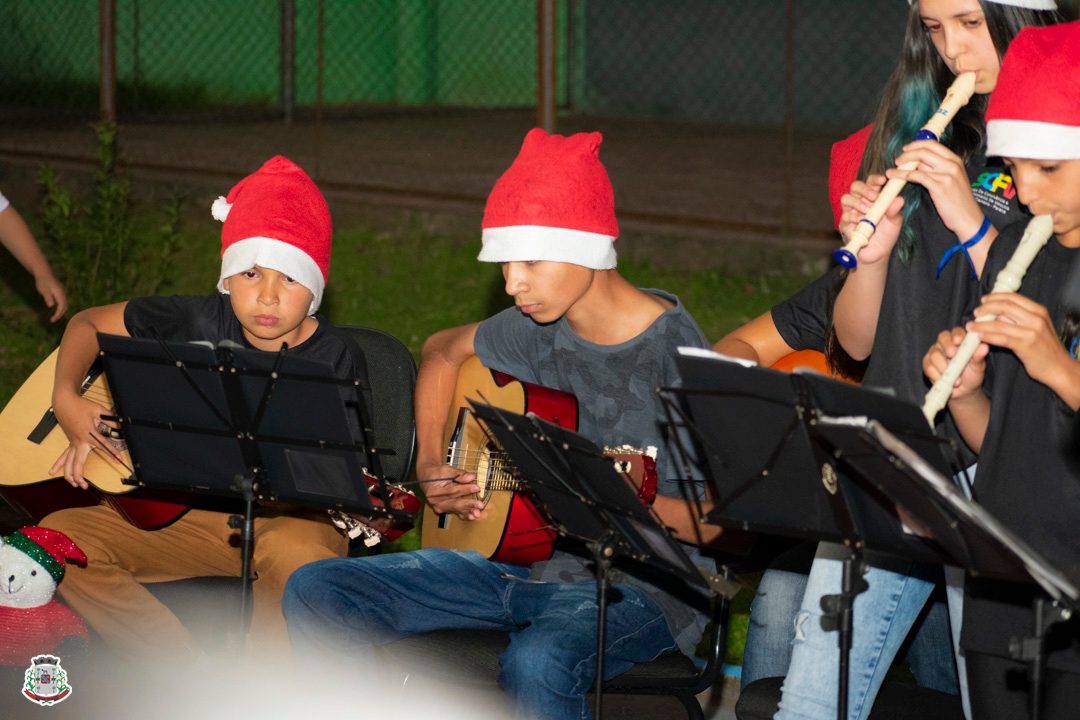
474, 288, 711, 658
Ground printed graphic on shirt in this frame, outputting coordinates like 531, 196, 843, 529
972, 171, 1017, 218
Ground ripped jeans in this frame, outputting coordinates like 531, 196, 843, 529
283, 549, 678, 720
743, 567, 956, 693
773, 544, 946, 720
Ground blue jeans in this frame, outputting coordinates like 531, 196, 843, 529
773, 546, 945, 720
283, 549, 679, 720
744, 567, 957, 693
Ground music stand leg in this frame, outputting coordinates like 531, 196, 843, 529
228, 472, 258, 653
820, 548, 867, 720
591, 539, 615, 720
1010, 597, 1074, 720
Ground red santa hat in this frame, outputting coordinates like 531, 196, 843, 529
828, 124, 873, 229
212, 155, 332, 314
479, 128, 619, 269
4, 527, 87, 583
986, 22, 1080, 160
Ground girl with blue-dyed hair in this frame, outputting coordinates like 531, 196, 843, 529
758, 2, 1065, 720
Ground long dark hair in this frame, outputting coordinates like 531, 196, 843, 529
859, 0, 1062, 261
824, 0, 1062, 376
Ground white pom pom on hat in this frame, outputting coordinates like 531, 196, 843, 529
211, 196, 232, 222
212, 156, 332, 315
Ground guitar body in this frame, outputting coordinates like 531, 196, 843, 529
770, 349, 856, 384
420, 355, 576, 566
0, 349, 189, 530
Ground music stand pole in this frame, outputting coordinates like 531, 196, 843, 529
817, 546, 867, 720
1009, 596, 1074, 720
227, 471, 259, 639
590, 536, 615, 720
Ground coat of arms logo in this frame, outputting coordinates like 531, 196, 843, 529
22, 654, 73, 706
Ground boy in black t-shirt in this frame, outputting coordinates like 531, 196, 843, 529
924, 22, 1080, 716
42, 156, 359, 660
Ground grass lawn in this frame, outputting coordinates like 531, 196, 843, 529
1, 208, 818, 667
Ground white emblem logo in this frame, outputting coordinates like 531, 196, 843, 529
22, 654, 72, 706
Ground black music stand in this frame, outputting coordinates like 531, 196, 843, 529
667, 348, 968, 720
95, 333, 415, 646
814, 417, 1080, 720
667, 348, 1079, 720
466, 400, 731, 720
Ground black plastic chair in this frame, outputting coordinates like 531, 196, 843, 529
340, 325, 417, 492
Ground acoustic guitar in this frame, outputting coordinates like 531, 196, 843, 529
0, 349, 189, 530
420, 355, 656, 566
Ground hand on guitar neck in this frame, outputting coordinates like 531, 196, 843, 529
416, 461, 487, 522
47, 379, 126, 491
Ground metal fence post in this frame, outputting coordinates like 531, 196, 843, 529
99, 0, 116, 123
536, 0, 556, 132
784, 0, 795, 238
280, 0, 296, 125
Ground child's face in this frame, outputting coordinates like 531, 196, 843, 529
501, 260, 595, 325
222, 265, 315, 350
1006, 158, 1080, 244
918, 0, 1001, 94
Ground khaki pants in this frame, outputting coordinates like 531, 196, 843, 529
42, 504, 347, 660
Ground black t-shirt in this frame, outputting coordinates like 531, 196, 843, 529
961, 226, 1080, 671
859, 152, 1028, 464
124, 294, 373, 470
771, 266, 842, 353
123, 294, 366, 382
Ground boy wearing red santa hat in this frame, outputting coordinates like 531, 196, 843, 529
284, 128, 737, 720
43, 156, 365, 660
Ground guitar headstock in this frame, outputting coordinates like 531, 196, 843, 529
603, 444, 658, 506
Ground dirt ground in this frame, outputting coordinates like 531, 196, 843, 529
0, 108, 841, 277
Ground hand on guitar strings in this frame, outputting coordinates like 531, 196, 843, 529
417, 463, 488, 521
48, 393, 125, 490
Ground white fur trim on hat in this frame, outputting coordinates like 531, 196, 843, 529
217, 236, 325, 314
909, 0, 1056, 7
478, 225, 617, 269
988, 119, 1080, 160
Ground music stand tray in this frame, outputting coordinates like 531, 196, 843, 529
97, 333, 410, 523
816, 416, 1080, 605
96, 333, 417, 645
671, 348, 964, 561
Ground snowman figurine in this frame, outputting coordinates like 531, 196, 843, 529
0, 526, 89, 667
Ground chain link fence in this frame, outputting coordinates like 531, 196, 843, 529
6, 1, 1074, 130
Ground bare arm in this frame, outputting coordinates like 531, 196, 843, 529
48, 303, 130, 486
0, 205, 68, 321
713, 311, 796, 366
833, 176, 904, 360
413, 323, 486, 519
